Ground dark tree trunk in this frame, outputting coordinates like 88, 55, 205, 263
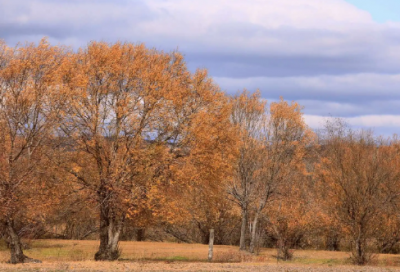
239, 207, 247, 251
352, 229, 370, 265
325, 232, 340, 251
136, 228, 146, 241
201, 231, 210, 245
354, 236, 366, 265
5, 220, 41, 264
279, 241, 293, 261
197, 221, 210, 245
7, 221, 26, 264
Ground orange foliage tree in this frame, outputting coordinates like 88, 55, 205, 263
228, 90, 266, 251
58, 41, 237, 260
0, 39, 66, 263
266, 173, 317, 260
160, 86, 238, 244
317, 121, 400, 265
247, 98, 314, 254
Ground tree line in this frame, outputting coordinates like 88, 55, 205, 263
1, 39, 400, 265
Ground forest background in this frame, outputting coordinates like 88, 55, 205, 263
1, 39, 400, 267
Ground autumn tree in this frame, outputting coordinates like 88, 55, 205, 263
0, 39, 66, 263
58, 41, 237, 260
265, 172, 316, 260
228, 90, 266, 251
247, 98, 314, 254
317, 121, 400, 265
164, 71, 237, 244
374, 209, 400, 254
129, 67, 238, 246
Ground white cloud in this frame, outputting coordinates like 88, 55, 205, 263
145, 0, 374, 31
137, 0, 400, 60
2, 0, 400, 67
1, 0, 400, 134
2, 0, 396, 56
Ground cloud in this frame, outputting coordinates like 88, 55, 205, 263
304, 114, 400, 136
215, 73, 400, 101
298, 100, 400, 117
2, 0, 400, 78
216, 73, 400, 128
1, 0, 400, 134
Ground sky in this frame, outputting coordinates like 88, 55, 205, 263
1, 0, 399, 135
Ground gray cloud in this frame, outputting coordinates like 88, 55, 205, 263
2, 0, 400, 77
1, 0, 400, 134
187, 53, 379, 77
299, 100, 400, 117
215, 74, 400, 101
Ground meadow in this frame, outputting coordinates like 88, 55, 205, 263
1, 240, 400, 271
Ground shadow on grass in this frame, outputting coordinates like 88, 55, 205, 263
119, 256, 246, 263
29, 241, 67, 249
119, 256, 205, 263
288, 256, 349, 266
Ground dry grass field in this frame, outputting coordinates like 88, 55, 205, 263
1, 240, 400, 271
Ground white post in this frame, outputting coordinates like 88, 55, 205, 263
208, 229, 214, 262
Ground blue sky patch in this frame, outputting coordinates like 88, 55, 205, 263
346, 0, 400, 23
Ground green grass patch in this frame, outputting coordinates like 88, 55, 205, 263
166, 256, 190, 261
29, 240, 66, 249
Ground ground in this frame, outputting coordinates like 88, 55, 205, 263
1, 240, 400, 271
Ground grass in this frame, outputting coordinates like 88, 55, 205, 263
1, 240, 400, 271
165, 256, 190, 261
0, 239, 378, 263
283, 249, 350, 266
289, 256, 346, 265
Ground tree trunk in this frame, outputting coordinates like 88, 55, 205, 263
249, 212, 259, 253
94, 216, 123, 261
197, 222, 210, 245
6, 221, 26, 264
5, 220, 40, 264
280, 242, 293, 261
94, 192, 124, 261
136, 228, 146, 241
352, 230, 369, 265
239, 207, 247, 251
201, 231, 210, 245
325, 232, 340, 251
354, 236, 366, 265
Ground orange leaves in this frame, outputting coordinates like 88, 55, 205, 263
50, 40, 241, 234
0, 38, 241, 237
314, 123, 400, 263
159, 72, 239, 228
228, 90, 315, 253
0, 39, 69, 227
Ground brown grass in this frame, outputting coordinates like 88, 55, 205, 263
1, 261, 400, 272
1, 240, 400, 271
